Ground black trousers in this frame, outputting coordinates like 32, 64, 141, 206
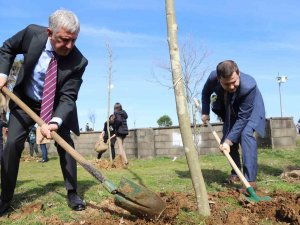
1, 102, 77, 202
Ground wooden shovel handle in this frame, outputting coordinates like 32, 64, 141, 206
193, 98, 251, 188
1, 86, 107, 183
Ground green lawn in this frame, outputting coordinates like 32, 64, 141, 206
1, 147, 299, 224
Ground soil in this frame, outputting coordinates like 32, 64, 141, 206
3, 189, 299, 224
20, 155, 40, 162
280, 165, 300, 183
92, 155, 125, 170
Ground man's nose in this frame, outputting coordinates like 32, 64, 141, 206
66, 41, 73, 49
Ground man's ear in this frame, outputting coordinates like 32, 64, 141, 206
47, 28, 53, 38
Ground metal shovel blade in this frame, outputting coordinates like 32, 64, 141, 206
114, 177, 166, 219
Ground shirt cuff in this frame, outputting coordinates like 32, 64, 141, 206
224, 139, 233, 146
0, 73, 8, 80
49, 117, 63, 127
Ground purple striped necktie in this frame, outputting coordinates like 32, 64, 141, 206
40, 52, 57, 123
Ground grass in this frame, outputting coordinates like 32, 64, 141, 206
1, 146, 299, 224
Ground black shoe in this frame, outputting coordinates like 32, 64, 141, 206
0, 199, 11, 216
67, 191, 86, 211
39, 159, 48, 163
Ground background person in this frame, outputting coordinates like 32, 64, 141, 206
98, 114, 119, 160
39, 144, 48, 163
114, 103, 129, 166
201, 60, 265, 192
27, 126, 39, 157
296, 119, 300, 134
0, 9, 88, 215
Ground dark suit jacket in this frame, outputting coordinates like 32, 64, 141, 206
202, 71, 266, 143
0, 24, 88, 135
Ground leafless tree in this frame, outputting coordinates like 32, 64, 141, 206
105, 42, 114, 162
153, 37, 210, 121
153, 37, 210, 151
88, 109, 96, 130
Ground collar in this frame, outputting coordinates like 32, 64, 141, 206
45, 38, 54, 52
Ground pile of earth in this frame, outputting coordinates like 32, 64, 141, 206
20, 155, 40, 162
280, 165, 300, 183
3, 189, 299, 225
92, 155, 125, 169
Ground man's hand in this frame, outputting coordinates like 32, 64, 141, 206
40, 123, 58, 139
0, 76, 7, 89
219, 142, 230, 154
201, 114, 210, 124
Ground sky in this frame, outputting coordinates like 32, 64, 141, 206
0, 0, 299, 131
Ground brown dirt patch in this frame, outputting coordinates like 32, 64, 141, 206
20, 155, 40, 162
6, 202, 44, 220
206, 190, 300, 225
280, 165, 300, 183
2, 189, 300, 224
92, 155, 125, 170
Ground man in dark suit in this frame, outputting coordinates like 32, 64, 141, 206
201, 60, 265, 191
0, 9, 88, 215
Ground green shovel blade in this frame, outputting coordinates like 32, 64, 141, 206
114, 177, 166, 219
246, 187, 272, 203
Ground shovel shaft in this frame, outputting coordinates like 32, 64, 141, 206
1, 86, 115, 192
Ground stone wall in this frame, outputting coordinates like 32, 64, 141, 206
42, 117, 296, 158
269, 117, 297, 148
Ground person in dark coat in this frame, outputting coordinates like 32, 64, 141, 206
98, 114, 120, 159
114, 103, 129, 166
201, 60, 265, 191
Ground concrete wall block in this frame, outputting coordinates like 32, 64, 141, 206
200, 132, 209, 140
155, 129, 180, 135
199, 140, 219, 148
168, 148, 184, 156
272, 136, 296, 148
124, 142, 137, 149
155, 141, 174, 149
199, 147, 219, 155
272, 128, 296, 138
271, 118, 294, 129
155, 134, 172, 142
156, 148, 171, 156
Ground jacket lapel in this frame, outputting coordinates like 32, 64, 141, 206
24, 32, 48, 73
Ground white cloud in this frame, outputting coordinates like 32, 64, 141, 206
83, 0, 162, 11
80, 25, 164, 47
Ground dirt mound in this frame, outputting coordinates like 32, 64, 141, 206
206, 190, 300, 225
111, 155, 124, 168
92, 155, 125, 170
7, 202, 44, 220
280, 165, 300, 183
20, 155, 40, 162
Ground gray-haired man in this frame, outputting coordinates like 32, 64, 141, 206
0, 9, 88, 215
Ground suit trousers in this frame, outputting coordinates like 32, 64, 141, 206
1, 102, 77, 202
227, 125, 258, 182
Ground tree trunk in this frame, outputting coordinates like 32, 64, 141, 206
106, 43, 113, 162
165, 0, 210, 216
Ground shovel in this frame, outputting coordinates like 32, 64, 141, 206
1, 86, 166, 218
194, 98, 271, 203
